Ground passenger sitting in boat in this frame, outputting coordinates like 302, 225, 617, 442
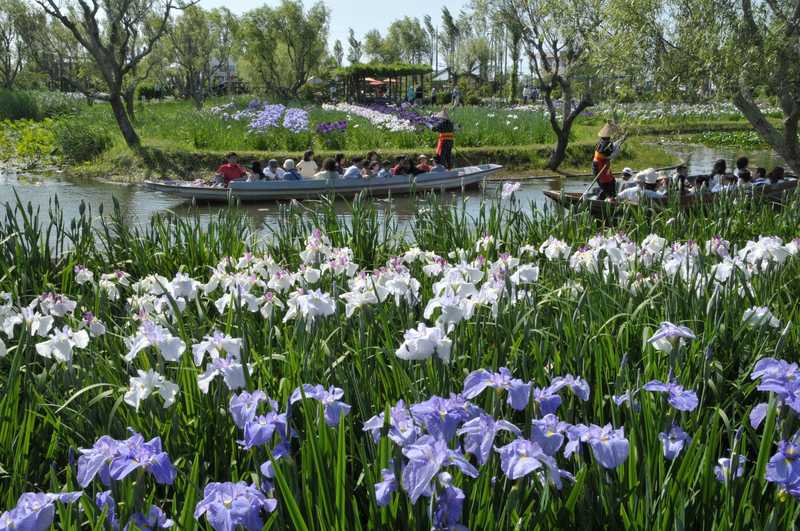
367, 161, 382, 178
753, 167, 767, 184
696, 159, 727, 190
343, 157, 364, 178
416, 155, 432, 173
712, 173, 737, 193
393, 157, 418, 176
334, 153, 346, 175
619, 167, 636, 191
734, 156, 749, 181
216, 152, 248, 186
768, 166, 785, 184
656, 171, 670, 193
366, 151, 380, 164
615, 169, 664, 204
738, 169, 753, 188
282, 159, 302, 180
248, 161, 263, 182
263, 159, 285, 180
671, 164, 689, 194
297, 150, 318, 178
314, 158, 340, 180
377, 160, 393, 178
430, 156, 446, 172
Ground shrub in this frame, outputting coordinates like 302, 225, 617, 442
54, 120, 113, 162
137, 83, 164, 101
0, 90, 41, 120
436, 92, 453, 105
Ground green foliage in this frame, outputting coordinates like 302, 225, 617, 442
335, 62, 432, 79
1, 194, 800, 527
53, 120, 112, 162
689, 131, 767, 149
0, 89, 40, 120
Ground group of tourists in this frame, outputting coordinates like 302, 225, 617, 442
214, 150, 449, 186
590, 123, 788, 204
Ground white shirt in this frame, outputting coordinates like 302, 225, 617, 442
342, 165, 362, 178
297, 159, 318, 178
263, 167, 285, 180
617, 186, 664, 204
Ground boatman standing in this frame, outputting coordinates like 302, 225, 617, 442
593, 123, 626, 200
432, 109, 455, 169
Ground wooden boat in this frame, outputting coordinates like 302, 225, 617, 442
143, 164, 502, 202
544, 177, 798, 218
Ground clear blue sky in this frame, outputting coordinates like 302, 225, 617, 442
198, 0, 467, 60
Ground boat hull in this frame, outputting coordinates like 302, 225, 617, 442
143, 165, 502, 202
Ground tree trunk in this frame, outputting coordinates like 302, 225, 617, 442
548, 131, 570, 170
734, 92, 800, 176
124, 88, 136, 121
109, 94, 141, 150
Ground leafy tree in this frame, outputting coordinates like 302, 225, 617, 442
332, 39, 343, 67
0, 0, 27, 88
168, 6, 215, 108
239, 0, 329, 99
440, 7, 460, 79
615, 0, 800, 174
386, 17, 430, 64
502, 0, 603, 170
347, 28, 362, 64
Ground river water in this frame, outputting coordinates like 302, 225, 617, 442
1, 143, 784, 231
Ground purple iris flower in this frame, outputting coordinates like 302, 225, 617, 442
240, 411, 288, 450
495, 439, 572, 488
401, 435, 478, 503
78, 435, 120, 487
229, 390, 268, 429
462, 367, 531, 411
564, 424, 629, 469
433, 473, 466, 530
374, 465, 399, 507
410, 395, 476, 442
765, 439, 800, 497
259, 438, 290, 479
531, 414, 569, 456
642, 380, 699, 411
547, 374, 591, 401
109, 431, 176, 485
750, 357, 800, 426
290, 384, 351, 427
658, 424, 691, 461
714, 455, 746, 482
457, 412, 522, 465
647, 322, 696, 354
127, 506, 174, 530
363, 400, 420, 447
0, 492, 82, 531
96, 491, 119, 530
532, 387, 562, 416
194, 482, 277, 531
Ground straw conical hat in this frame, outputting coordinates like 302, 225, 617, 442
597, 123, 617, 138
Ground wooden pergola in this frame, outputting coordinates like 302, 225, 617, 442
334, 63, 433, 104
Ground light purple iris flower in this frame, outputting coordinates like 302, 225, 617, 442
410, 395, 477, 442
259, 439, 291, 479
458, 412, 522, 464
766, 439, 800, 498
96, 491, 119, 531
433, 473, 466, 530
658, 424, 691, 461
532, 387, 562, 416
547, 375, 591, 402
77, 435, 120, 487
750, 358, 800, 428
127, 506, 175, 530
194, 482, 277, 531
495, 439, 572, 489
290, 384, 351, 427
565, 424, 629, 469
462, 367, 531, 411
401, 435, 478, 503
239, 411, 289, 450
714, 455, 746, 482
531, 414, 570, 456
647, 322, 696, 354
0, 492, 82, 531
363, 400, 420, 447
109, 431, 176, 485
642, 380, 699, 411
374, 465, 399, 507
229, 390, 269, 429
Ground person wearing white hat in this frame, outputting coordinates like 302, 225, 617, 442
616, 168, 665, 204
619, 167, 637, 191
592, 123, 627, 200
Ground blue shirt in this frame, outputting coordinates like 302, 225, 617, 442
283, 169, 302, 181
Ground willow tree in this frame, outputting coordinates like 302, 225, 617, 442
0, 0, 27, 88
616, 0, 800, 175
35, 0, 184, 149
502, 0, 604, 170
